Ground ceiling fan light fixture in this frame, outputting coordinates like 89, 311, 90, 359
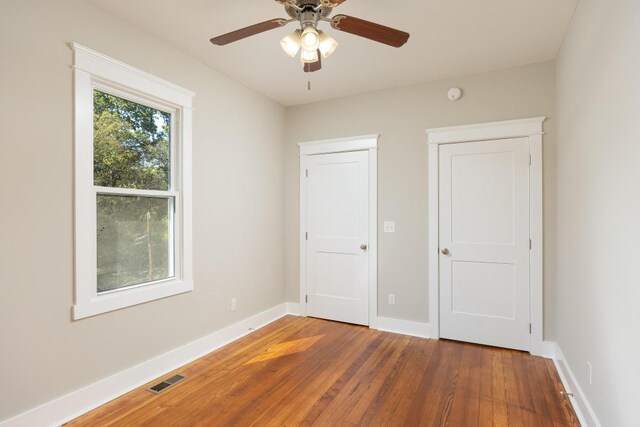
280, 30, 302, 58
300, 26, 320, 51
300, 48, 319, 64
318, 31, 338, 58
209, 1, 411, 74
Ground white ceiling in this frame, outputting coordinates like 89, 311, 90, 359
90, 0, 577, 106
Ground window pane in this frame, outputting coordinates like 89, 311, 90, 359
97, 195, 174, 293
94, 90, 171, 191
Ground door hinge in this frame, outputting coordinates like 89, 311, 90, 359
305, 294, 308, 303
305, 169, 309, 178
529, 239, 532, 250
529, 154, 532, 165
529, 323, 532, 334
305, 232, 308, 240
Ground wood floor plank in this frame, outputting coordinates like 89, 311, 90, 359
544, 359, 581, 427
117, 318, 337, 426
477, 348, 494, 426
447, 343, 476, 426
211, 325, 370, 426
357, 337, 436, 427
491, 349, 511, 426
68, 316, 309, 426
254, 327, 379, 426
342, 336, 412, 425
306, 335, 403, 425
406, 339, 465, 425
298, 333, 388, 426
68, 316, 581, 427
81, 317, 322, 427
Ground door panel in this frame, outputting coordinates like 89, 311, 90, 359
451, 150, 516, 245
315, 252, 359, 299
306, 151, 369, 326
450, 261, 515, 319
439, 138, 530, 351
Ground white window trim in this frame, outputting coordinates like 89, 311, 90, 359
72, 43, 195, 320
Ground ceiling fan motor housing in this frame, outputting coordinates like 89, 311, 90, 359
286, 0, 332, 20
300, 10, 319, 30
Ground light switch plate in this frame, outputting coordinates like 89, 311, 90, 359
384, 221, 396, 233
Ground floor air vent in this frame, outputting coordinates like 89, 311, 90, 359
148, 374, 186, 394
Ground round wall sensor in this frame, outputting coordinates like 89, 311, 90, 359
448, 87, 462, 101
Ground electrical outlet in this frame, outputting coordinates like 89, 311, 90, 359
586, 361, 592, 385
231, 297, 237, 311
388, 294, 396, 305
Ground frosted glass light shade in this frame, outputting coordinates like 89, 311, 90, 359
301, 27, 320, 51
300, 48, 319, 63
280, 30, 302, 58
318, 31, 338, 58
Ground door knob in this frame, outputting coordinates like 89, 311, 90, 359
441, 248, 450, 255
360, 244, 368, 251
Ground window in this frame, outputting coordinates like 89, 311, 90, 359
73, 44, 194, 319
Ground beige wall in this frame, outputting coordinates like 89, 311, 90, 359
11, 0, 638, 423
0, 0, 285, 420
285, 62, 557, 331
555, 0, 639, 425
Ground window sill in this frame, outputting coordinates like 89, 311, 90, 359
73, 279, 193, 320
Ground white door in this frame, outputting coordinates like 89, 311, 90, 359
439, 138, 530, 351
305, 151, 370, 326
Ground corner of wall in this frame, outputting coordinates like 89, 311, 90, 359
552, 343, 602, 427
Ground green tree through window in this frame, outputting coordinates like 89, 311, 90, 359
93, 91, 171, 190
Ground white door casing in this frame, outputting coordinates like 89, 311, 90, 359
298, 135, 378, 327
427, 117, 547, 356
439, 138, 531, 351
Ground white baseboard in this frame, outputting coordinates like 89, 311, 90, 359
374, 316, 433, 338
531, 340, 557, 359
0, 303, 290, 427
5, 306, 597, 427
552, 343, 601, 427
285, 301, 304, 316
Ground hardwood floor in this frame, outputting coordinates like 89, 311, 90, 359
68, 316, 579, 426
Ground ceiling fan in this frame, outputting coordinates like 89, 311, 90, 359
210, 0, 410, 73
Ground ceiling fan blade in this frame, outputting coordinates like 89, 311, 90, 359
320, 0, 348, 7
330, 15, 410, 48
304, 51, 322, 73
210, 19, 288, 46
